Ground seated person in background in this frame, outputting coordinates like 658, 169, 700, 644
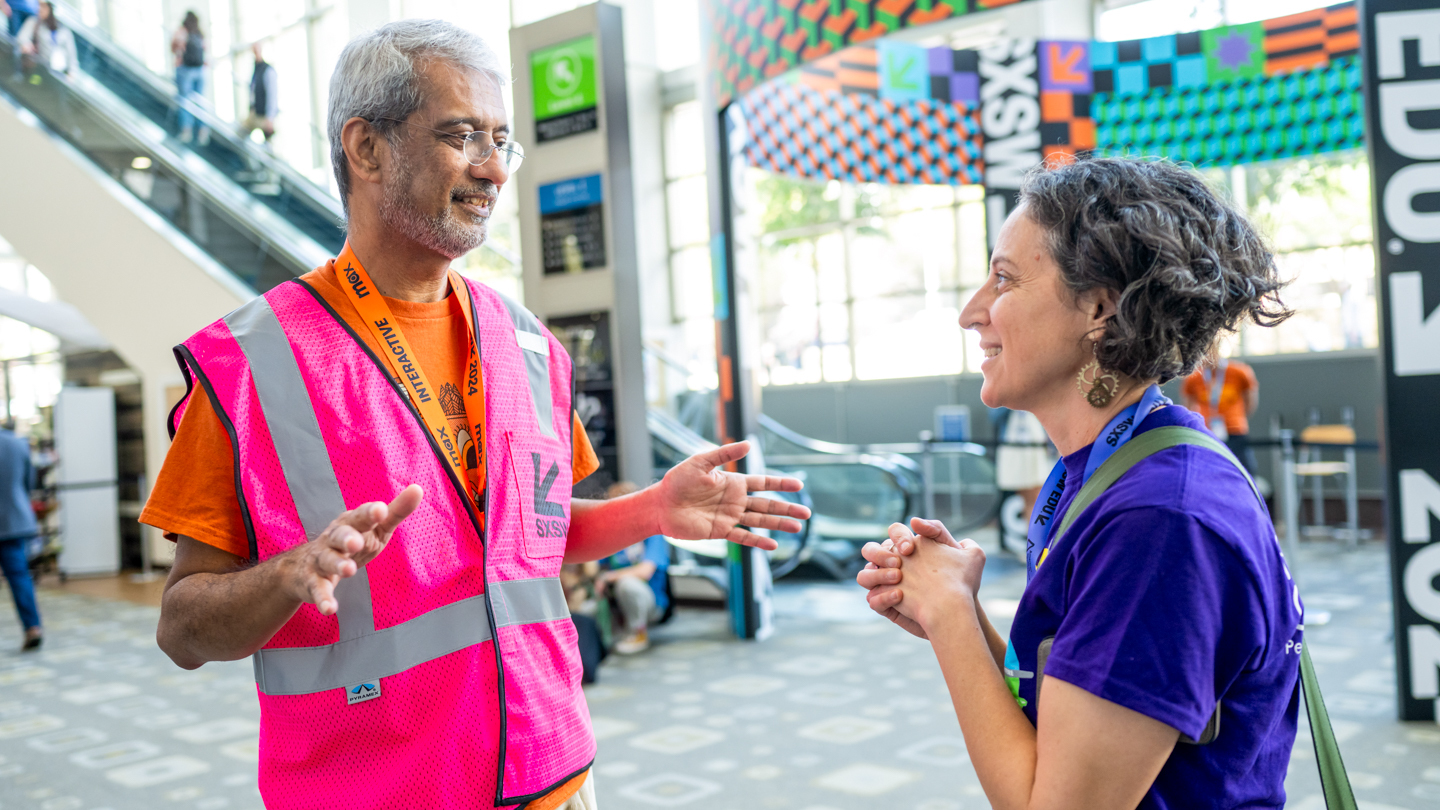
560, 560, 599, 613
597, 482, 670, 654
562, 560, 606, 684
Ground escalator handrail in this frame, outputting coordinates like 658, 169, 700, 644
6, 57, 332, 274
653, 408, 923, 509
0, 49, 328, 287
765, 452, 922, 488
647, 407, 716, 457
757, 413, 927, 475
53, 3, 345, 221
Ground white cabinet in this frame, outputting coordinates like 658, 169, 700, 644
56, 386, 118, 576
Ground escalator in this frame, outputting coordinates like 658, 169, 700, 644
2, 10, 337, 293
651, 406, 930, 581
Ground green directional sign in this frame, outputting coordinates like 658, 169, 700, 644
531, 35, 599, 142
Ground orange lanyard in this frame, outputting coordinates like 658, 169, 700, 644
334, 243, 486, 506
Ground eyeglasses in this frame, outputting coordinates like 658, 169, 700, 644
375, 118, 525, 173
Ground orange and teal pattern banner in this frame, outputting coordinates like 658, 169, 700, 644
732, 2, 1366, 190
708, 0, 1041, 108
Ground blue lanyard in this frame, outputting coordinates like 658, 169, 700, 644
1024, 385, 1171, 580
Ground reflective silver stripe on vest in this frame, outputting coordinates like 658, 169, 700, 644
253, 577, 570, 696
225, 296, 375, 642
496, 293, 556, 438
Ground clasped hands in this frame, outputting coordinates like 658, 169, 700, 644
856, 517, 987, 638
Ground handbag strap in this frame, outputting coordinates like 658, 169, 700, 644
1302, 644, 1358, 809
1052, 425, 1357, 808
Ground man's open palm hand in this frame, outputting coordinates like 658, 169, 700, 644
288, 484, 423, 615
655, 442, 811, 550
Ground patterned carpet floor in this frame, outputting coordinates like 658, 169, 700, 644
0, 539, 1434, 809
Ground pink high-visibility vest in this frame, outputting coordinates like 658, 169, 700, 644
170, 277, 595, 808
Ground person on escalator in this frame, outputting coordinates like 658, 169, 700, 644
237, 40, 280, 191
170, 10, 207, 145
17, 2, 75, 82
2, 0, 38, 40
242, 41, 278, 146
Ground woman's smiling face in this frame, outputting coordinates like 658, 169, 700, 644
959, 205, 1101, 413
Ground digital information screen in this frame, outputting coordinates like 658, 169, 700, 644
538, 173, 606, 275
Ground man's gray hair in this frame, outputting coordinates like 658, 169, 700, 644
327, 20, 508, 216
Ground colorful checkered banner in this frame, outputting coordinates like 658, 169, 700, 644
731, 2, 1365, 195
708, 0, 1043, 109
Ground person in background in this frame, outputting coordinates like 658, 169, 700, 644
242, 41, 277, 146
0, 421, 41, 651
170, 10, 207, 144
596, 481, 670, 654
3, 0, 38, 40
562, 560, 606, 683
1182, 354, 1259, 475
17, 2, 76, 81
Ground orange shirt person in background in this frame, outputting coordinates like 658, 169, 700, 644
1181, 356, 1260, 474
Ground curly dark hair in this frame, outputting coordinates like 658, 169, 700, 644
1018, 157, 1291, 384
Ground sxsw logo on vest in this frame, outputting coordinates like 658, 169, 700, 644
1363, 0, 1440, 722
532, 453, 567, 538
980, 38, 1041, 250
346, 680, 381, 705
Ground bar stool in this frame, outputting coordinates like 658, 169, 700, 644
1294, 407, 1362, 547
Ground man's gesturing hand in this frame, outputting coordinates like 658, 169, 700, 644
283, 485, 423, 615
655, 442, 811, 551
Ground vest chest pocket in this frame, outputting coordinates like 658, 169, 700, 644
506, 431, 572, 560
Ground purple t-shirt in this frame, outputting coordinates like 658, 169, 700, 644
1006, 406, 1303, 809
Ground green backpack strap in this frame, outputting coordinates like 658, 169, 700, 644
1302, 644, 1357, 809
1048, 425, 1356, 809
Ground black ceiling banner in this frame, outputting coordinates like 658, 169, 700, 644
1363, 0, 1440, 723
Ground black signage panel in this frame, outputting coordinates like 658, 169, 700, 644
538, 174, 607, 275
1362, 0, 1440, 722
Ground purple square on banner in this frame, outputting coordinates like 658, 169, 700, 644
1039, 41, 1092, 92
950, 73, 979, 103
929, 46, 953, 75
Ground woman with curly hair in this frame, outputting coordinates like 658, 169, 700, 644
858, 157, 1297, 809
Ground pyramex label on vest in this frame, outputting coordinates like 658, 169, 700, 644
346, 680, 381, 705
374, 318, 432, 404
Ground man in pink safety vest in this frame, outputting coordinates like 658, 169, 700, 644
145, 20, 809, 810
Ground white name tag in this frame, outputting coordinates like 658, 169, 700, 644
515, 329, 549, 356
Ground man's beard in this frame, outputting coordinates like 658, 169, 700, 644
378, 162, 495, 260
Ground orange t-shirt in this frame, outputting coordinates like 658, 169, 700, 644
140, 263, 599, 558
1181, 360, 1257, 436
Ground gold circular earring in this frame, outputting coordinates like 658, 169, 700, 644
1076, 346, 1119, 408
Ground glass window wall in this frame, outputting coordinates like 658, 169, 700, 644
749, 174, 987, 385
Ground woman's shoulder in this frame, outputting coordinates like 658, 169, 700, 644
1081, 406, 1279, 563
